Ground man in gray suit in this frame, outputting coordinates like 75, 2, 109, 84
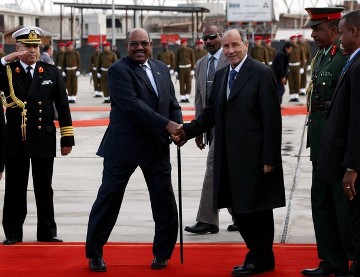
184, 24, 237, 234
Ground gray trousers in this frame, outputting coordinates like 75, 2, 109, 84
196, 130, 234, 226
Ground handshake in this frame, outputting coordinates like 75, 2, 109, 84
166, 120, 187, 146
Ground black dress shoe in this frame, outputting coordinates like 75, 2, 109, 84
227, 224, 238, 232
232, 263, 273, 276
151, 257, 168, 269
3, 238, 22, 245
184, 222, 219, 234
301, 267, 333, 276
37, 237, 63, 242
89, 258, 107, 272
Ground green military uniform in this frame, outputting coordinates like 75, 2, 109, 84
54, 51, 65, 70
89, 49, 101, 96
250, 45, 269, 64
62, 48, 81, 101
288, 42, 305, 98
174, 45, 195, 101
194, 48, 207, 63
302, 6, 354, 275
299, 38, 312, 94
157, 49, 175, 70
265, 45, 276, 65
97, 50, 117, 103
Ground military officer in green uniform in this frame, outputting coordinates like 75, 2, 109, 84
250, 36, 269, 65
54, 42, 65, 71
301, 7, 354, 276
265, 39, 276, 65
193, 40, 207, 63
298, 34, 312, 96
174, 38, 195, 103
61, 41, 81, 103
89, 43, 102, 98
288, 34, 305, 102
157, 42, 175, 74
96, 41, 117, 103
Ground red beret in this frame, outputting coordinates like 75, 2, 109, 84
265, 39, 272, 44
0, 44, 2, 48
290, 35, 298, 40
103, 41, 111, 47
196, 40, 203, 45
93, 43, 99, 48
297, 34, 303, 38
66, 41, 73, 47
58, 42, 65, 47
181, 38, 187, 44
254, 36, 262, 41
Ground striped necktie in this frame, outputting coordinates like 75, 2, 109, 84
206, 56, 215, 99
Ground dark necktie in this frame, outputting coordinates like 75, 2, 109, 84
206, 56, 215, 99
228, 69, 237, 91
26, 66, 33, 89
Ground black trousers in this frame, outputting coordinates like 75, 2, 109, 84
233, 209, 275, 268
2, 157, 57, 240
350, 179, 360, 277
86, 156, 178, 260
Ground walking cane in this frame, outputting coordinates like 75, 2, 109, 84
177, 145, 184, 264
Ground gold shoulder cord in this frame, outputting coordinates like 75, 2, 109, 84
306, 51, 322, 112
0, 65, 27, 141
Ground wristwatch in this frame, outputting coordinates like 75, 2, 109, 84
346, 168, 355, 172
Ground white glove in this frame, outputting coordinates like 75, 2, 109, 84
174, 71, 178, 77
62, 71, 66, 78
307, 65, 311, 71
169, 69, 174, 75
190, 70, 195, 76
76, 71, 80, 77
88, 72, 92, 77
97, 73, 102, 79
299, 67, 305, 74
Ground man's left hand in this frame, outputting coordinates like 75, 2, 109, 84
61, 146, 72, 156
343, 171, 357, 200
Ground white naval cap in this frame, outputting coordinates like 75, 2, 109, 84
12, 26, 43, 44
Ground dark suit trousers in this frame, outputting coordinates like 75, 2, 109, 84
86, 155, 178, 259
311, 162, 353, 272
2, 157, 57, 240
350, 179, 360, 277
233, 210, 275, 268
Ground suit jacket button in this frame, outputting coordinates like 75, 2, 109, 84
38, 126, 42, 129
38, 118, 42, 121
39, 109, 42, 113
38, 101, 42, 105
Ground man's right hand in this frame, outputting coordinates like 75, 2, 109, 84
3, 51, 28, 64
195, 135, 206, 150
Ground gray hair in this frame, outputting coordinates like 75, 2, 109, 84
223, 29, 248, 44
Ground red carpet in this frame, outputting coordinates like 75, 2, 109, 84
63, 105, 307, 127
0, 242, 318, 277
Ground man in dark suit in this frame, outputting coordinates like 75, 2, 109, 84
85, 28, 183, 273
175, 29, 285, 276
317, 10, 360, 277
0, 26, 74, 245
184, 24, 237, 235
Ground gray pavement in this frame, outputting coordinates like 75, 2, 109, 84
0, 75, 315, 244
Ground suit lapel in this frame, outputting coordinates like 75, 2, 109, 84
331, 54, 360, 108
227, 57, 252, 102
148, 60, 161, 99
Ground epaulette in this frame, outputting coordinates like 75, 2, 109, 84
337, 42, 349, 56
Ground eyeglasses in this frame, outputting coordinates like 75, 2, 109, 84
129, 41, 151, 48
202, 33, 221, 41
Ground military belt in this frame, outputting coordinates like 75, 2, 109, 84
66, 66, 77, 70
289, 62, 301, 66
311, 100, 331, 113
178, 64, 191, 68
101, 67, 109, 71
